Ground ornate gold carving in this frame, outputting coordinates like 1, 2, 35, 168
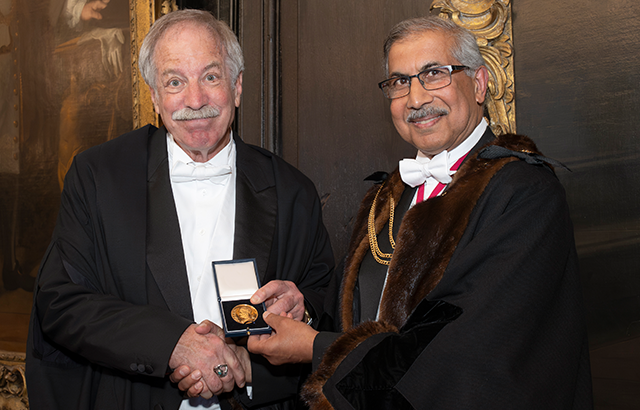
431, 0, 516, 135
161, 0, 179, 16
0, 351, 27, 410
129, 0, 170, 129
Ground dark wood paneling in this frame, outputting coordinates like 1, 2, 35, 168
238, 0, 281, 151
513, 0, 640, 347
280, 0, 298, 165
513, 2, 640, 406
236, 1, 264, 147
284, 1, 438, 259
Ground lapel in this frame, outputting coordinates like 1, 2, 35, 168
341, 125, 497, 329
96, 126, 151, 304
379, 130, 528, 327
232, 136, 277, 284
146, 127, 194, 319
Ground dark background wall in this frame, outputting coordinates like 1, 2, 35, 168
182, 0, 640, 407
513, 0, 640, 348
281, 0, 432, 258
512, 2, 640, 407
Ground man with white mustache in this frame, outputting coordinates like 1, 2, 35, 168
244, 16, 593, 409
172, 106, 220, 121
26, 9, 334, 410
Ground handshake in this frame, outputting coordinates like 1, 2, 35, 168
168, 319, 249, 399
167, 279, 317, 399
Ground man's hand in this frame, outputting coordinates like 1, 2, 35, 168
170, 321, 253, 398
250, 280, 305, 321
247, 311, 317, 365
81, 0, 110, 21
169, 321, 245, 399
226, 343, 252, 384
170, 365, 207, 398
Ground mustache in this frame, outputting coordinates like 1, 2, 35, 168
406, 106, 449, 122
172, 106, 220, 121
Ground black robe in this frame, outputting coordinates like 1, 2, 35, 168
26, 125, 334, 410
303, 131, 592, 409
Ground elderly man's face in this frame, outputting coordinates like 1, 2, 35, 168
388, 30, 488, 158
150, 22, 242, 162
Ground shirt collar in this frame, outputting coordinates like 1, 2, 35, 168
167, 132, 235, 170
414, 118, 488, 165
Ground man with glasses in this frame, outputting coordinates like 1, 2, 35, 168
240, 16, 593, 409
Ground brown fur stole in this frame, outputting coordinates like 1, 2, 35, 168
301, 133, 545, 409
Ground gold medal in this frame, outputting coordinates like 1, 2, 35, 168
231, 304, 259, 325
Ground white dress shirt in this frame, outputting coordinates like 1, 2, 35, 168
407, 118, 488, 207
375, 119, 488, 320
169, 133, 236, 410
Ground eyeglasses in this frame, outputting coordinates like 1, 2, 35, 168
378, 65, 468, 99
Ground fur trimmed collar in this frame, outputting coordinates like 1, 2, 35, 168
340, 133, 543, 330
302, 133, 546, 409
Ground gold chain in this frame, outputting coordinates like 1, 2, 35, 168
368, 184, 395, 265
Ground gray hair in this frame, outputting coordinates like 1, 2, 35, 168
383, 16, 485, 78
139, 9, 244, 91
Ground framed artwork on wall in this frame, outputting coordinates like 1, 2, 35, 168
0, 0, 167, 407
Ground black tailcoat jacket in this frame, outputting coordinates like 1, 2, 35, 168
303, 130, 593, 409
26, 125, 334, 410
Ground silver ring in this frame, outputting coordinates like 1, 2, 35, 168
214, 364, 228, 378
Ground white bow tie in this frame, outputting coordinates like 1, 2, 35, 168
170, 161, 232, 185
399, 150, 453, 187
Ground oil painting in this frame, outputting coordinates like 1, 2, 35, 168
1, 0, 136, 357
0, 0, 158, 406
